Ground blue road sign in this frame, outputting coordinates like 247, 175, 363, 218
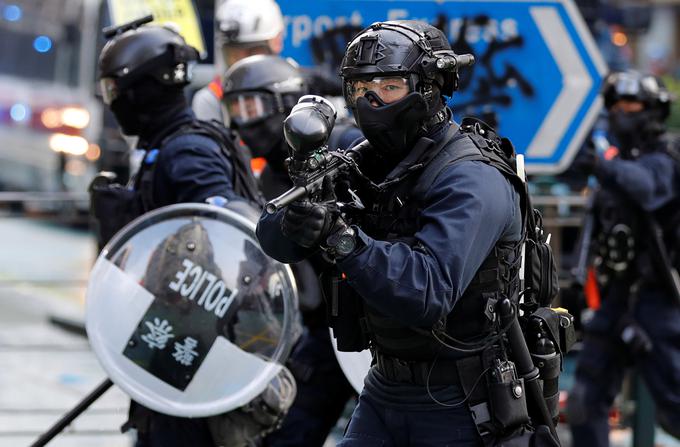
277, 0, 608, 174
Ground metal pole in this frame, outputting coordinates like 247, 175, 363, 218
632, 373, 656, 447
30, 378, 113, 447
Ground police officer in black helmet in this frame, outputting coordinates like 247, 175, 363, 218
92, 17, 295, 447
96, 18, 260, 215
222, 54, 360, 446
257, 21, 527, 446
567, 70, 680, 446
222, 55, 306, 185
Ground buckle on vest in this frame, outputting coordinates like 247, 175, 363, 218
483, 294, 498, 322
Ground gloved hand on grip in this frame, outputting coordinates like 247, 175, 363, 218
280, 177, 341, 248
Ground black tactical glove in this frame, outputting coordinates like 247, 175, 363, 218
281, 200, 340, 248
280, 177, 341, 248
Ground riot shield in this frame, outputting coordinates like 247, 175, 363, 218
86, 203, 300, 417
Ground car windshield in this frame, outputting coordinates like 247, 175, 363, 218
0, 0, 83, 87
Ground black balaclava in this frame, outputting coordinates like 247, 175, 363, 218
235, 112, 287, 163
608, 109, 663, 157
110, 78, 187, 140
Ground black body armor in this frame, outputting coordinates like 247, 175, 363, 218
327, 119, 526, 358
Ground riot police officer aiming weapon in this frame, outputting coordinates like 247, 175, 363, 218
267, 92, 576, 444
262, 20, 578, 443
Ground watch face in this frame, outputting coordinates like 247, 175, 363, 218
336, 234, 356, 255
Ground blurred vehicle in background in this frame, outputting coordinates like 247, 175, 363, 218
0, 0, 104, 213
0, 0, 218, 219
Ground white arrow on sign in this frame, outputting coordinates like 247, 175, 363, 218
526, 3, 607, 173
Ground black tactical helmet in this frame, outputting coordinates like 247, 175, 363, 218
340, 20, 473, 105
98, 20, 199, 105
339, 20, 473, 160
222, 55, 307, 160
602, 70, 671, 121
222, 55, 307, 127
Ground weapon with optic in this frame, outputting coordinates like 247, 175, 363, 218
265, 95, 370, 214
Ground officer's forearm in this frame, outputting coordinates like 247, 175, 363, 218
597, 158, 659, 210
338, 232, 454, 327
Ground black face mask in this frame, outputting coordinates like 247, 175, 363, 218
236, 113, 286, 163
110, 96, 146, 136
608, 110, 661, 155
354, 92, 429, 160
236, 113, 283, 158
110, 81, 187, 138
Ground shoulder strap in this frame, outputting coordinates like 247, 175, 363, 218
411, 127, 486, 199
136, 151, 159, 212
413, 117, 530, 232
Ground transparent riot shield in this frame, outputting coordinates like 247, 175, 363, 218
86, 203, 299, 417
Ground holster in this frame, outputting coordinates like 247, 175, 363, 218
90, 183, 143, 248
320, 271, 370, 352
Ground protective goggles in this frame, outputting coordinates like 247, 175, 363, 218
223, 92, 277, 126
100, 77, 120, 105
345, 76, 411, 106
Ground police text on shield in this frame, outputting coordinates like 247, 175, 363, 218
168, 259, 238, 318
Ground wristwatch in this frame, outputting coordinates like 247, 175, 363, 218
325, 225, 357, 259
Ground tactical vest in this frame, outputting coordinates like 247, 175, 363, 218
337, 119, 526, 361
593, 145, 680, 283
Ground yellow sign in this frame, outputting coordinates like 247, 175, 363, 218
108, 0, 206, 56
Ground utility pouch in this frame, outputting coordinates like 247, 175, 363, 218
528, 307, 575, 422
320, 271, 370, 352
525, 210, 559, 307
488, 360, 530, 431
89, 180, 143, 248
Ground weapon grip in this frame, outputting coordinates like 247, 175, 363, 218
265, 186, 308, 214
